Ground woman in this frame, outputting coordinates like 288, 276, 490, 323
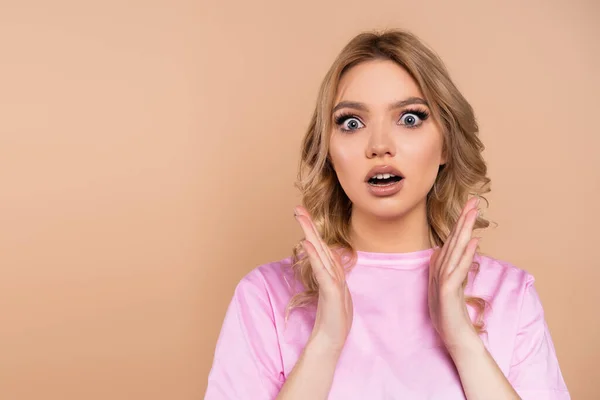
205, 29, 570, 399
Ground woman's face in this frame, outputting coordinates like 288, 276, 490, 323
329, 59, 446, 220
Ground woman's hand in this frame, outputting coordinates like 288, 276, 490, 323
275, 206, 353, 399
428, 196, 481, 352
294, 205, 353, 356
428, 197, 522, 399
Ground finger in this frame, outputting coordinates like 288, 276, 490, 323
296, 214, 334, 275
294, 206, 342, 275
300, 209, 338, 271
435, 205, 469, 272
294, 209, 336, 278
445, 196, 478, 255
295, 206, 324, 245
328, 246, 345, 273
429, 247, 441, 268
445, 207, 479, 275
449, 236, 479, 286
428, 247, 442, 285
301, 239, 333, 283
439, 196, 480, 270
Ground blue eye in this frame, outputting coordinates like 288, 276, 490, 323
399, 108, 430, 128
334, 113, 364, 132
333, 108, 430, 133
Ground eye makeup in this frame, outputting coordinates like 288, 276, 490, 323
333, 106, 430, 132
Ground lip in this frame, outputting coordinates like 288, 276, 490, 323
366, 178, 404, 197
364, 164, 404, 182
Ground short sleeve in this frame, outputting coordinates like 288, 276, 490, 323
508, 276, 570, 399
205, 271, 285, 400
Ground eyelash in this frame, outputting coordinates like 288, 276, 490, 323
333, 107, 430, 132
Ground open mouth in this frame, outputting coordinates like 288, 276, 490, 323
368, 175, 403, 186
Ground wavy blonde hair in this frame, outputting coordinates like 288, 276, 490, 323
287, 29, 495, 333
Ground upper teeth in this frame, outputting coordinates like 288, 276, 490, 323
371, 173, 397, 179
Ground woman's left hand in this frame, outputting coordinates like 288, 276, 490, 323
428, 196, 481, 353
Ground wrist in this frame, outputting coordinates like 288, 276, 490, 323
306, 334, 344, 361
444, 330, 485, 359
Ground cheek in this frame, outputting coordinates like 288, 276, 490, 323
406, 142, 443, 184
416, 146, 441, 167
329, 137, 362, 186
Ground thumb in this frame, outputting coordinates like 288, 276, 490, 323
430, 247, 441, 266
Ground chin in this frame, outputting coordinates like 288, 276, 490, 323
356, 198, 410, 221
371, 208, 408, 221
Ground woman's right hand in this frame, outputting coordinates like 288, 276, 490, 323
294, 206, 354, 356
274, 206, 354, 400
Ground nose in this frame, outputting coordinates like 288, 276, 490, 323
366, 126, 395, 159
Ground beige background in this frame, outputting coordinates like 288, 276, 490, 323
1, 0, 598, 399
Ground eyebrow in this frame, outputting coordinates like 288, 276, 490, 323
332, 97, 429, 114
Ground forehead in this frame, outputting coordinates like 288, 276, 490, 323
335, 59, 424, 106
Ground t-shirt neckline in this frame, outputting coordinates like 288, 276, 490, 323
353, 246, 438, 268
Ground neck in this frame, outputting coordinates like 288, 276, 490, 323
349, 200, 432, 253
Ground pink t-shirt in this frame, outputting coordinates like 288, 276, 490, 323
205, 247, 570, 399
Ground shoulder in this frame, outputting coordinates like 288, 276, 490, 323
237, 255, 295, 291
470, 252, 537, 311
472, 252, 535, 291
231, 255, 297, 313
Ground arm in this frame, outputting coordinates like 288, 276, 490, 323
447, 333, 520, 400
427, 197, 569, 399
275, 206, 354, 399
204, 272, 285, 400
427, 196, 520, 399
448, 277, 571, 400
505, 277, 570, 399
275, 337, 341, 400
206, 206, 352, 400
